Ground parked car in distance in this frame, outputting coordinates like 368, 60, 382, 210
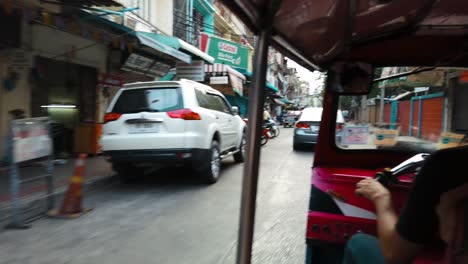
101, 79, 247, 184
293, 107, 345, 150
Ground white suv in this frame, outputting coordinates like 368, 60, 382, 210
101, 79, 247, 184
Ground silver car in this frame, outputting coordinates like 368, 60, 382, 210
293, 107, 345, 150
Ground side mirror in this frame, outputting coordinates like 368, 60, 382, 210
327, 61, 374, 95
231, 106, 239, 115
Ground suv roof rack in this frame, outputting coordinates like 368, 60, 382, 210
123, 81, 182, 89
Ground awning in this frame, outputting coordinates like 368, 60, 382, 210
194, 0, 216, 15
234, 67, 280, 93
59, 0, 121, 6
205, 63, 246, 96
266, 82, 279, 93
139, 32, 215, 64
273, 98, 285, 105
135, 32, 192, 64
159, 73, 175, 81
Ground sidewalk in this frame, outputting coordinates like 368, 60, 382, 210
0, 155, 114, 212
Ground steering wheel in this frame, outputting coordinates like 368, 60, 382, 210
375, 153, 430, 186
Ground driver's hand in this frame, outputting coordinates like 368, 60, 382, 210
356, 178, 391, 203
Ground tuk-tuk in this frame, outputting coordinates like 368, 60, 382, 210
219, 1, 468, 263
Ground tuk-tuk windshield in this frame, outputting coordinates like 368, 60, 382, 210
336, 67, 467, 152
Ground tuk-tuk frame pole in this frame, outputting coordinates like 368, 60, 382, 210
236, 29, 270, 264
236, 0, 282, 261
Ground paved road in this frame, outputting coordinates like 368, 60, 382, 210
0, 128, 314, 264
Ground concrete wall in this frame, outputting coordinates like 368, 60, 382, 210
117, 0, 174, 35
0, 18, 34, 162
0, 54, 31, 162
153, 0, 174, 35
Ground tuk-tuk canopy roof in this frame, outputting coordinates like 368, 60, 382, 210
220, 0, 468, 71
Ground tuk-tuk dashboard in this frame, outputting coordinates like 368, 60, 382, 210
306, 154, 428, 249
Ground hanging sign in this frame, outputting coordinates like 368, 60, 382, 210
374, 129, 399, 146
343, 126, 369, 145
438, 132, 465, 149
176, 60, 205, 81
12, 117, 52, 163
414, 87, 429, 93
98, 73, 124, 87
229, 72, 243, 96
200, 33, 249, 69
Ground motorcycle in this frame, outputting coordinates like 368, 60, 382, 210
264, 119, 280, 138
261, 124, 272, 146
243, 118, 271, 146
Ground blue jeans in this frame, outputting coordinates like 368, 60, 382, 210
342, 233, 387, 264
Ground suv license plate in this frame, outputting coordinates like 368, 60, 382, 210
128, 123, 158, 134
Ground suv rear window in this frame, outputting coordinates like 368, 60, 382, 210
112, 87, 183, 113
195, 89, 232, 114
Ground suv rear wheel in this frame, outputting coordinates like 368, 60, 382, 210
196, 141, 221, 184
233, 133, 246, 163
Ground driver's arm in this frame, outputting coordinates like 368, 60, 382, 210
356, 179, 422, 264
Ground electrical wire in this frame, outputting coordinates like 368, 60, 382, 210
4, 0, 255, 78
172, 10, 255, 43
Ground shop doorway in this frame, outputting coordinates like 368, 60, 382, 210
452, 82, 468, 135
31, 57, 97, 158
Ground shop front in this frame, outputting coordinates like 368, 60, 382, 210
203, 63, 248, 116
30, 24, 108, 157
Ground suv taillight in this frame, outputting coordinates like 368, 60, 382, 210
296, 122, 310, 129
167, 109, 201, 120
104, 112, 122, 123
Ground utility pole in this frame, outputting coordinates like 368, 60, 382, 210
379, 82, 385, 127
360, 95, 368, 125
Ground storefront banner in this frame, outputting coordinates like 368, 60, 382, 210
210, 76, 229, 84
176, 60, 205, 81
12, 117, 52, 163
122, 53, 170, 77
200, 33, 249, 70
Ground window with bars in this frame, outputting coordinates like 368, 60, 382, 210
173, 0, 206, 46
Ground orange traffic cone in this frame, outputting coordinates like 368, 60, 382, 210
48, 154, 92, 218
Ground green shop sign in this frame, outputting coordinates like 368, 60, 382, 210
201, 34, 249, 69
